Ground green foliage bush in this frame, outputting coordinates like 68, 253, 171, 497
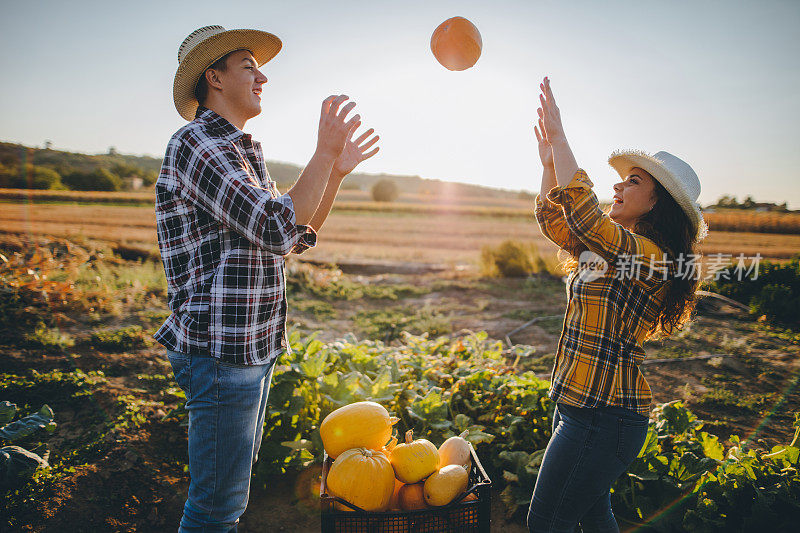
608, 402, 800, 532
352, 306, 451, 341
371, 179, 399, 202
23, 324, 74, 350
63, 168, 122, 191
706, 254, 800, 327
481, 239, 547, 278
0, 165, 64, 190
89, 325, 151, 352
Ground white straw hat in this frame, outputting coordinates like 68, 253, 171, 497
608, 149, 709, 243
173, 25, 282, 121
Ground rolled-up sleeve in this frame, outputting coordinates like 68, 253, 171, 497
174, 132, 316, 256
546, 168, 674, 280
274, 193, 317, 254
534, 190, 575, 250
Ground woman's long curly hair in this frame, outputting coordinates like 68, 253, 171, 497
556, 176, 700, 341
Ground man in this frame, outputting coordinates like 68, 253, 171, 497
154, 25, 379, 531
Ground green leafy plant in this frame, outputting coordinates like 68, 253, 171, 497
89, 325, 151, 352
0, 402, 56, 490
351, 307, 451, 342
705, 254, 800, 327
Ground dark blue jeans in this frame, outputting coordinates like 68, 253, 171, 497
527, 402, 649, 532
167, 350, 276, 533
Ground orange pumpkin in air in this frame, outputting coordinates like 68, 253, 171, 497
430, 16, 482, 71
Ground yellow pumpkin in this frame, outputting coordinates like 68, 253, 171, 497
327, 448, 395, 512
438, 430, 471, 468
390, 430, 439, 484
398, 482, 428, 511
423, 464, 469, 507
320, 401, 399, 459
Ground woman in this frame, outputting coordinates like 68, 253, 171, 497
527, 77, 708, 532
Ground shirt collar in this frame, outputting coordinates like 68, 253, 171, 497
195, 106, 249, 143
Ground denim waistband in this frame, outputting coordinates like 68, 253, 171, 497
557, 402, 648, 422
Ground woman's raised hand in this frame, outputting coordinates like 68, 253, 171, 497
538, 77, 566, 143
534, 113, 554, 168
537, 77, 579, 188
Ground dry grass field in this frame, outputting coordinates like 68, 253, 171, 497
2, 190, 799, 272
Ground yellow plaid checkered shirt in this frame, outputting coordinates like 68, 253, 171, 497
534, 168, 676, 416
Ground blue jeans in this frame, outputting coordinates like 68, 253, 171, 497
167, 350, 276, 533
527, 402, 649, 533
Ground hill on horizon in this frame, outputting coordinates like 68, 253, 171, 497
0, 141, 524, 199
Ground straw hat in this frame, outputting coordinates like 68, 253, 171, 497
608, 149, 708, 243
173, 25, 282, 121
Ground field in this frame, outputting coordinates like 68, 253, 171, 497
3, 189, 800, 269
2, 190, 800, 532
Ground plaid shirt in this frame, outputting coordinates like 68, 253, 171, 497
154, 107, 316, 365
535, 168, 676, 416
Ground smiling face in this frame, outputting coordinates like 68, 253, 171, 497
202, 49, 268, 127
609, 167, 658, 229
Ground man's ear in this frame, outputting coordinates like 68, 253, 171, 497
205, 68, 224, 91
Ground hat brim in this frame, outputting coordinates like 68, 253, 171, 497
608, 149, 707, 242
173, 29, 282, 121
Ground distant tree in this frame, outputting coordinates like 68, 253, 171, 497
111, 162, 139, 178
0, 162, 17, 188
30, 166, 65, 189
742, 195, 756, 209
141, 170, 158, 187
63, 168, 122, 191
716, 194, 739, 208
108, 146, 118, 156
371, 179, 399, 202
0, 165, 64, 189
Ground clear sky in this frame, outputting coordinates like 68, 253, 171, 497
1, 0, 798, 207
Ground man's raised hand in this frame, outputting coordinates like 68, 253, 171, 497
317, 95, 361, 160
333, 127, 380, 180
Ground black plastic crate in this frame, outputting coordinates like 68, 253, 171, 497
320, 443, 491, 533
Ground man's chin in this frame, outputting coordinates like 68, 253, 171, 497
246, 103, 262, 120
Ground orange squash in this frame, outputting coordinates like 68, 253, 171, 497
327, 448, 396, 512
320, 401, 399, 459
430, 16, 482, 71
399, 482, 428, 511
390, 430, 439, 484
